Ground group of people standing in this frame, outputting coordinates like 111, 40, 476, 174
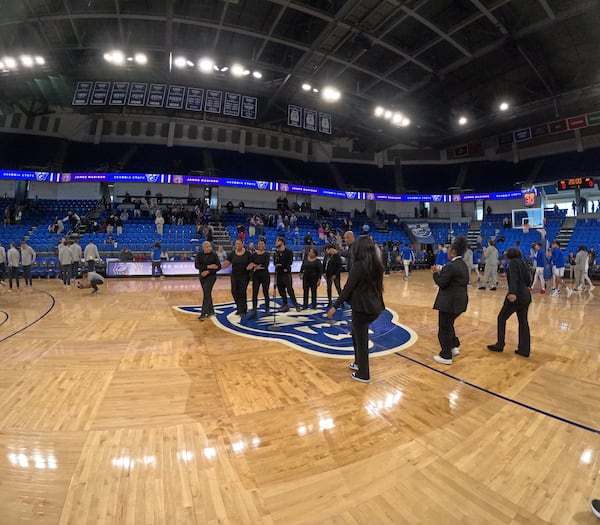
0, 241, 36, 289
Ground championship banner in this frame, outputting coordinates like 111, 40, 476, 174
166, 85, 186, 109
453, 145, 468, 158
90, 82, 110, 105
109, 82, 129, 106
241, 96, 257, 119
223, 92, 241, 117
303, 108, 317, 131
185, 88, 204, 111
567, 115, 586, 129
72, 82, 93, 106
406, 223, 435, 244
549, 120, 568, 134
147, 84, 167, 107
587, 111, 600, 126
319, 112, 332, 134
514, 128, 531, 142
204, 90, 223, 113
531, 124, 548, 137
288, 105, 302, 127
128, 83, 148, 106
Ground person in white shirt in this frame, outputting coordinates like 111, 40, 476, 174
69, 239, 83, 280
7, 242, 20, 290
58, 240, 74, 287
155, 212, 165, 235
20, 241, 36, 287
83, 240, 100, 272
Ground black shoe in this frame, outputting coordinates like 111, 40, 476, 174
295, 304, 302, 312
246, 311, 257, 319
279, 305, 290, 313
198, 314, 207, 321
490, 287, 497, 291
301, 306, 308, 310
478, 286, 486, 290
514, 350, 530, 357
487, 344, 504, 352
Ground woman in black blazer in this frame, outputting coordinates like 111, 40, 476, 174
432, 236, 469, 365
487, 247, 532, 357
327, 236, 385, 383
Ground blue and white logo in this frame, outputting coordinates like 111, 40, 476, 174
256, 180, 269, 190
35, 172, 49, 181
174, 299, 417, 359
145, 173, 161, 183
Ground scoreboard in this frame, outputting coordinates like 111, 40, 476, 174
556, 177, 594, 190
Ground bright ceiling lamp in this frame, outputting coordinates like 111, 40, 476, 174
111, 50, 124, 64
458, 116, 468, 125
199, 57, 214, 72
252, 71, 262, 79
134, 53, 147, 65
392, 112, 403, 124
383, 110, 392, 120
374, 106, 384, 117
231, 63, 245, 77
302, 83, 311, 91
322, 86, 341, 102
35, 56, 45, 65
499, 101, 509, 111
21, 55, 34, 67
4, 57, 17, 69
401, 117, 410, 127
173, 56, 187, 68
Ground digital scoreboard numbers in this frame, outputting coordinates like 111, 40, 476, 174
556, 177, 594, 190
523, 191, 536, 207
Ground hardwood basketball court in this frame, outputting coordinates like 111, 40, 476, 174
0, 270, 598, 524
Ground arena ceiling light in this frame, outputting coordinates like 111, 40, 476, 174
35, 56, 45, 65
252, 71, 262, 79
383, 110, 392, 120
199, 58, 214, 73
134, 53, 147, 65
322, 86, 341, 102
104, 50, 125, 64
231, 63, 245, 77
499, 101, 509, 111
374, 106, 384, 117
458, 116, 468, 125
173, 56, 188, 68
3, 57, 17, 69
20, 55, 34, 67
302, 83, 311, 91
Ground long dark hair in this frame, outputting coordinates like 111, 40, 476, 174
350, 235, 384, 296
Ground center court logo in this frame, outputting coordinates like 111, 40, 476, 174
173, 299, 417, 358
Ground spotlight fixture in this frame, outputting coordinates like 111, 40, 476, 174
4, 57, 17, 69
499, 101, 509, 111
392, 112, 403, 124
103, 52, 113, 62
0, 61, 4, 69
134, 53, 147, 65
35, 56, 45, 65
20, 55, 34, 67
374, 106, 384, 117
173, 56, 187, 68
401, 117, 410, 127
231, 63, 245, 77
458, 116, 468, 125
384, 110, 392, 120
312, 88, 319, 93
252, 71, 262, 79
322, 86, 341, 102
199, 58, 214, 72
302, 83, 311, 91
219, 66, 228, 72
111, 51, 125, 64
186, 60, 194, 67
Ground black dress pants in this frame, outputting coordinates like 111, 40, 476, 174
351, 311, 379, 380
326, 276, 342, 306
252, 271, 270, 312
276, 273, 298, 307
438, 311, 461, 359
496, 301, 530, 355
303, 276, 319, 308
200, 275, 217, 315
231, 273, 249, 315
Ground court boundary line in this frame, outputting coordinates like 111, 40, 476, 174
395, 352, 600, 435
0, 290, 56, 344
0, 311, 8, 327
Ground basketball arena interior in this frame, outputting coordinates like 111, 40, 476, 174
1, 1, 600, 523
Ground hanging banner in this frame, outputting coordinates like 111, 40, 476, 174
567, 115, 586, 129
185, 88, 204, 111
549, 120, 568, 134
128, 83, 148, 106
90, 82, 110, 105
72, 81, 93, 105
204, 90, 223, 113
223, 92, 241, 117
514, 128, 531, 142
587, 111, 600, 126
288, 105, 302, 127
303, 108, 317, 131
531, 124, 548, 137
147, 84, 167, 107
241, 96, 257, 119
109, 82, 129, 105
453, 145, 468, 158
166, 85, 186, 109
319, 112, 332, 134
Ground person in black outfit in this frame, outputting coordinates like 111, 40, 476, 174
487, 247, 532, 357
247, 238, 271, 319
221, 239, 252, 316
195, 241, 221, 320
300, 248, 324, 309
432, 236, 469, 365
323, 244, 342, 307
327, 236, 385, 383
273, 236, 301, 312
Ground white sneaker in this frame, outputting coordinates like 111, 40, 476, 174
451, 347, 460, 357
433, 355, 452, 365
589, 285, 596, 292
551, 290, 560, 297
566, 288, 573, 298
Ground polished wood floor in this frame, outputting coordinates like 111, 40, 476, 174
0, 270, 599, 524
